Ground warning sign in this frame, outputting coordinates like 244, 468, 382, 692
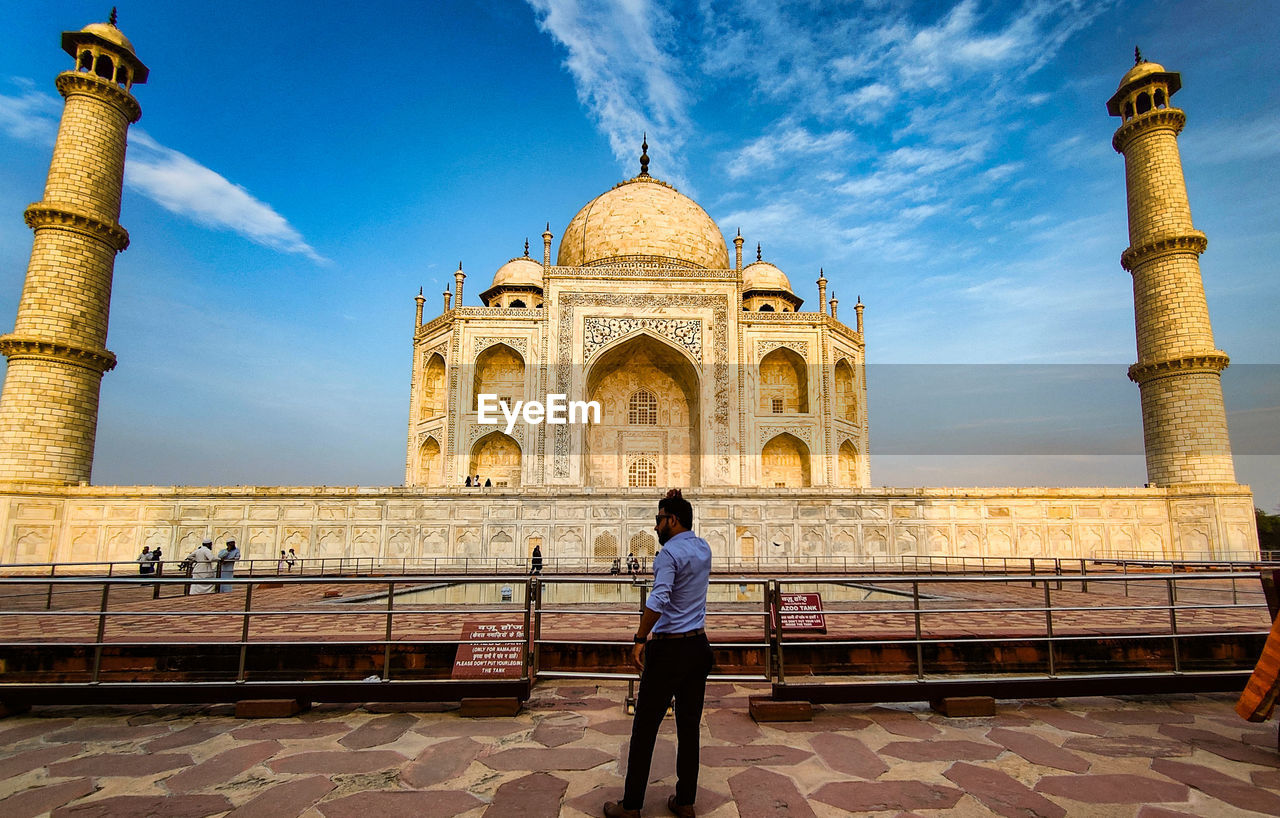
451, 620, 526, 679
775, 592, 826, 633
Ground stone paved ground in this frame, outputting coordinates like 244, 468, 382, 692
2, 683, 1278, 817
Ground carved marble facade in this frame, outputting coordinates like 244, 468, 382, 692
406, 167, 869, 490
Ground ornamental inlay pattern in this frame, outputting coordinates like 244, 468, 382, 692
760, 424, 812, 446
422, 343, 448, 368
466, 419, 525, 451
583, 317, 703, 364
756, 339, 809, 361
555, 293, 730, 478
473, 336, 528, 359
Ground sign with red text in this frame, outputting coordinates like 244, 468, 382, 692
775, 593, 826, 633
451, 620, 526, 679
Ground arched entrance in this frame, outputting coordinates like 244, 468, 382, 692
470, 431, 521, 487
585, 333, 701, 487
762, 433, 811, 487
418, 436, 441, 486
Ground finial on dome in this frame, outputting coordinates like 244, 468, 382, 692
639, 133, 650, 176
418, 286, 423, 295
857, 294, 862, 305
756, 243, 762, 262
736, 227, 741, 237
1134, 45, 1143, 65
818, 267, 826, 280
524, 238, 530, 257
109, 7, 118, 27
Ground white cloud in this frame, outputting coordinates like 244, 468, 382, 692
726, 125, 853, 179
126, 132, 326, 263
526, 0, 691, 181
0, 82, 323, 263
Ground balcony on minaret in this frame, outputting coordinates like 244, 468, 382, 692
1106, 50, 1178, 122
62, 15, 149, 90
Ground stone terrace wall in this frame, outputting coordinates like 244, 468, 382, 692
0, 484, 1258, 567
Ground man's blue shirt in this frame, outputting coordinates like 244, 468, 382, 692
645, 530, 712, 633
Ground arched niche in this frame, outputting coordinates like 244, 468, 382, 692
585, 332, 701, 487
593, 531, 618, 565
418, 436, 442, 486
838, 439, 859, 487
470, 431, 521, 487
834, 358, 856, 423
629, 531, 656, 560
762, 433, 811, 487
472, 343, 524, 410
758, 347, 808, 414
421, 353, 446, 417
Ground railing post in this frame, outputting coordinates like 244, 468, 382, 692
1167, 577, 1181, 673
524, 577, 537, 680
772, 580, 787, 685
383, 581, 396, 680
1043, 580, 1056, 677
91, 582, 110, 683
912, 580, 924, 681
1080, 558, 1088, 593
236, 581, 254, 682
45, 563, 56, 610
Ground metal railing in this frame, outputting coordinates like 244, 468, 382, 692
2, 553, 1149, 579
0, 567, 1268, 708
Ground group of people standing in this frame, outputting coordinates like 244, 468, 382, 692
179, 539, 241, 595
463, 474, 492, 487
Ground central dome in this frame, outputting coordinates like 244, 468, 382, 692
558, 176, 730, 269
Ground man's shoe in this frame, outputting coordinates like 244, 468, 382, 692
603, 800, 641, 818
668, 794, 696, 817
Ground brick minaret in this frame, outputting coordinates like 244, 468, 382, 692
1108, 51, 1234, 485
0, 14, 147, 484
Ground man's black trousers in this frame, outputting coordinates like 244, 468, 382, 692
623, 634, 714, 809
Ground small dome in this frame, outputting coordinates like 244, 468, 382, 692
492, 256, 544, 289
80, 23, 136, 54
1117, 60, 1166, 91
558, 176, 730, 269
742, 260, 793, 293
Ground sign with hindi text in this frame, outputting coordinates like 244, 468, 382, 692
775, 592, 826, 633
451, 620, 526, 679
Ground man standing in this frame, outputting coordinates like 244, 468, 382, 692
217, 539, 241, 593
186, 539, 217, 595
605, 489, 712, 818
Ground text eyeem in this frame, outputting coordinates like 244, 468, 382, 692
477, 394, 601, 434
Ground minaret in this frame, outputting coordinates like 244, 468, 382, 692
1108, 51, 1235, 485
0, 12, 147, 484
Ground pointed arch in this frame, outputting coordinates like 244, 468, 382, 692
758, 347, 808, 413
838, 439, 860, 487
418, 436, 442, 486
585, 332, 701, 488
473, 343, 525, 410
421, 352, 446, 417
469, 431, 521, 487
629, 531, 656, 560
593, 531, 618, 564
834, 358, 856, 423
762, 433, 811, 487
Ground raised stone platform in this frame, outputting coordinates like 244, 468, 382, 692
0, 483, 1259, 566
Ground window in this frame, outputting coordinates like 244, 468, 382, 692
772, 398, 783, 413
628, 457, 657, 487
759, 304, 774, 312
775, 482, 786, 488
628, 389, 658, 425
510, 299, 526, 308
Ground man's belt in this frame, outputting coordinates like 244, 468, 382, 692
649, 628, 705, 640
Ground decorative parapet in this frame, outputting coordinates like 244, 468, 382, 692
55, 71, 141, 123
1112, 107, 1185, 153
1121, 232, 1207, 271
0, 335, 116, 373
24, 204, 129, 252
1128, 352, 1229, 384
416, 312, 455, 339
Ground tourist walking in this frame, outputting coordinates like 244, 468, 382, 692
217, 539, 241, 593
277, 550, 289, 574
627, 551, 639, 579
286, 548, 297, 571
185, 539, 217, 595
604, 489, 712, 818
530, 543, 543, 575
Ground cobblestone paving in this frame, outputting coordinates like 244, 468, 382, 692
1, 684, 1278, 816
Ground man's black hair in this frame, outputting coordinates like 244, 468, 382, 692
659, 489, 693, 529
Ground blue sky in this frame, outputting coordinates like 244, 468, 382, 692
0, 1, 1275, 508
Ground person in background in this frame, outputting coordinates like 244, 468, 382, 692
136, 546, 155, 576
186, 539, 217, 595
530, 543, 544, 575
277, 550, 288, 574
216, 539, 241, 593
286, 548, 297, 572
